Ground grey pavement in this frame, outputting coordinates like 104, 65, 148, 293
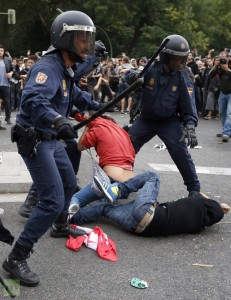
0, 111, 231, 299
0, 152, 32, 193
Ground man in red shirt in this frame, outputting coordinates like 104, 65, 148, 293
69, 114, 135, 213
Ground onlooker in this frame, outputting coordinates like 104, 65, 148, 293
0, 44, 13, 126
9, 58, 21, 111
118, 56, 133, 113
204, 57, 220, 120
100, 58, 115, 104
208, 51, 231, 142
187, 52, 201, 114
87, 64, 102, 101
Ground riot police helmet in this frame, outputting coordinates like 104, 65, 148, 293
160, 34, 190, 67
50, 11, 96, 61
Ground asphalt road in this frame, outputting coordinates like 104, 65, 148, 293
0, 111, 231, 300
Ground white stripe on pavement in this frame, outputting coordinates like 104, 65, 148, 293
0, 194, 26, 203
148, 164, 231, 176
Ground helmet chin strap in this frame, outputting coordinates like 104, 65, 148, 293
67, 51, 84, 63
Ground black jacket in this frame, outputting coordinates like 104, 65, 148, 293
141, 196, 224, 237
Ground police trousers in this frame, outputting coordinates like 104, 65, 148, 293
18, 140, 76, 247
128, 116, 200, 192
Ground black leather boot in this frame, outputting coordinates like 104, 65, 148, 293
2, 241, 40, 287
18, 188, 38, 218
50, 212, 86, 238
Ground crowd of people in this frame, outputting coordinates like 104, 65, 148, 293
0, 9, 230, 289
1, 43, 231, 141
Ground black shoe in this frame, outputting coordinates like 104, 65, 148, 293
50, 212, 86, 238
188, 191, 200, 198
50, 223, 86, 238
2, 242, 39, 287
2, 258, 39, 287
18, 188, 38, 218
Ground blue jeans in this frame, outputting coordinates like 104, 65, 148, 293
70, 171, 160, 232
18, 140, 76, 247
218, 91, 231, 136
70, 183, 104, 208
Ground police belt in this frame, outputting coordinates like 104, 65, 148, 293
36, 130, 57, 141
135, 205, 155, 234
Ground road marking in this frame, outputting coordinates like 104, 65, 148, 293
148, 164, 231, 176
0, 194, 26, 203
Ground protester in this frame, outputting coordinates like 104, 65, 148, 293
2, 10, 97, 287
70, 171, 230, 236
69, 113, 135, 213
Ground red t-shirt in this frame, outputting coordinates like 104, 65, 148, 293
81, 117, 135, 169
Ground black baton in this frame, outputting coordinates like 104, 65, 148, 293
139, 38, 170, 77
73, 38, 170, 131
73, 78, 144, 131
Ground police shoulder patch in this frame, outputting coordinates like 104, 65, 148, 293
188, 87, 193, 95
149, 78, 155, 86
35, 72, 48, 84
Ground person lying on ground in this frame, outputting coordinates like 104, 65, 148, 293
69, 171, 230, 236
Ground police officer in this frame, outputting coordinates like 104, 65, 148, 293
17, 41, 108, 219
126, 34, 200, 196
2, 11, 97, 287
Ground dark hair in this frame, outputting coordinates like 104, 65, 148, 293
0, 44, 4, 49
100, 115, 117, 124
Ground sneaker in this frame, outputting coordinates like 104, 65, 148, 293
222, 134, 229, 142
68, 203, 80, 214
93, 176, 119, 203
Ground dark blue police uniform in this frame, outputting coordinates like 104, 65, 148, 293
126, 61, 200, 192
16, 51, 96, 247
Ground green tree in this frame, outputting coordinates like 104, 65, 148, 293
0, 0, 231, 58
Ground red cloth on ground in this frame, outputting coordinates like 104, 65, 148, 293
81, 117, 135, 169
66, 225, 117, 262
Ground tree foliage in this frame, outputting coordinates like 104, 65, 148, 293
0, 0, 230, 58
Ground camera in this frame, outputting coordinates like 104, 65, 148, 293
219, 58, 227, 64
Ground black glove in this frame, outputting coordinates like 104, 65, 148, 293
128, 72, 140, 84
180, 124, 198, 147
53, 116, 77, 140
95, 40, 108, 58
69, 107, 83, 118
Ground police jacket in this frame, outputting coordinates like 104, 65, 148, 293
17, 51, 97, 134
126, 61, 198, 126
